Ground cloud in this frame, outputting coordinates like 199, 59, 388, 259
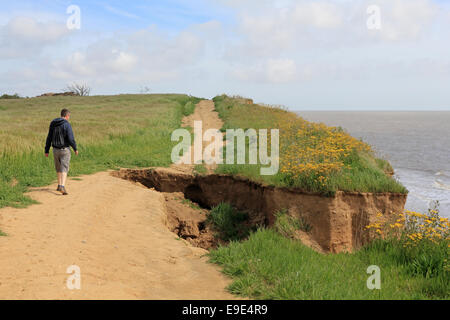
231, 58, 297, 83
48, 24, 208, 86
0, 16, 69, 59
292, 2, 344, 29
372, 0, 438, 41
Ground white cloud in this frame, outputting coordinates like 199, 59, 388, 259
46, 24, 208, 87
0, 16, 69, 59
292, 2, 343, 28
231, 58, 297, 83
267, 59, 297, 82
373, 0, 438, 41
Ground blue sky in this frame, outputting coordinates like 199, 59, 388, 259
0, 0, 449, 110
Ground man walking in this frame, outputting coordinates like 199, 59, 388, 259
45, 109, 78, 195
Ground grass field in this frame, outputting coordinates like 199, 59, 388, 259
213, 95, 407, 195
0, 94, 201, 209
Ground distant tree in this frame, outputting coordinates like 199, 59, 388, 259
139, 86, 151, 94
0, 93, 21, 99
65, 83, 91, 96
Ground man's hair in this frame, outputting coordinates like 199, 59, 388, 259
61, 109, 70, 118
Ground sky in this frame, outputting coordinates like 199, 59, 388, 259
0, 0, 449, 110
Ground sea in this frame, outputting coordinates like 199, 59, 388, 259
296, 111, 450, 218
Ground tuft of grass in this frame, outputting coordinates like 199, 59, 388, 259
207, 203, 251, 242
181, 198, 202, 210
0, 230, 7, 236
193, 164, 207, 175
274, 209, 311, 238
181, 101, 197, 116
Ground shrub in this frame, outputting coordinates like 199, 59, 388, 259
0, 93, 21, 99
182, 101, 196, 116
207, 203, 251, 242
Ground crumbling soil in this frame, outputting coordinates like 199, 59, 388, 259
162, 193, 217, 250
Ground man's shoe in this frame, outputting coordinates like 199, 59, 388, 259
60, 186, 68, 195
57, 185, 61, 192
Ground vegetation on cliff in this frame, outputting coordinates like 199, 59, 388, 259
213, 95, 407, 195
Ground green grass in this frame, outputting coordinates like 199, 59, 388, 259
181, 198, 202, 210
208, 228, 449, 300
181, 101, 196, 116
212, 95, 407, 195
274, 209, 312, 237
193, 164, 207, 175
206, 203, 253, 242
0, 94, 201, 209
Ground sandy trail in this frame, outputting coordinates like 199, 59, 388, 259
0, 100, 235, 300
171, 99, 224, 174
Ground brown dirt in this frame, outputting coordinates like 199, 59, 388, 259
0, 100, 236, 300
162, 193, 217, 250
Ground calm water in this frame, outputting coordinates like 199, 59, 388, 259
296, 111, 450, 218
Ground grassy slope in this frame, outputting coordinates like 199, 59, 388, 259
213, 95, 407, 195
0, 94, 201, 209
209, 228, 448, 300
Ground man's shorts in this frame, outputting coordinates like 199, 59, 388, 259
53, 148, 71, 173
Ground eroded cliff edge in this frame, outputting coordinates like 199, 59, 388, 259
114, 168, 407, 253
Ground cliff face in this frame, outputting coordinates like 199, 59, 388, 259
115, 168, 407, 253
265, 190, 407, 253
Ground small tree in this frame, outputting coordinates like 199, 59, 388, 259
139, 86, 151, 94
66, 83, 91, 96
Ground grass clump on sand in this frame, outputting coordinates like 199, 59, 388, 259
208, 203, 449, 300
0, 94, 201, 209
212, 95, 407, 195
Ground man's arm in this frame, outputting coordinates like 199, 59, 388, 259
45, 124, 53, 155
66, 122, 78, 152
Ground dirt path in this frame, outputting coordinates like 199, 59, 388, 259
171, 99, 224, 174
0, 100, 236, 300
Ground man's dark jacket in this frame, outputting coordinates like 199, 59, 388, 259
45, 118, 77, 154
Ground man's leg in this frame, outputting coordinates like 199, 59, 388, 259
57, 172, 62, 186
61, 172, 67, 187
59, 149, 71, 195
